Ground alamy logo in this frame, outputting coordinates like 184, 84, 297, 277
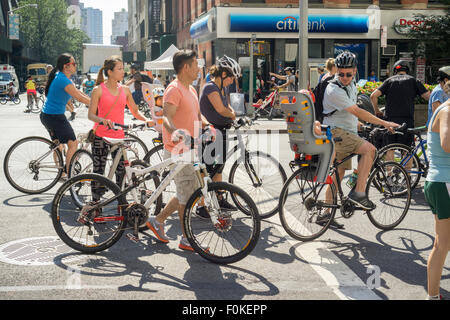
276, 16, 325, 32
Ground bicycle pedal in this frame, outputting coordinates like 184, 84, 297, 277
126, 233, 140, 243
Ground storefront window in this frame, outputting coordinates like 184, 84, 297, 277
285, 40, 323, 62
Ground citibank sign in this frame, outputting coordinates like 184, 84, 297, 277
229, 14, 369, 33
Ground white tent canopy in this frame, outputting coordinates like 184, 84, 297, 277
144, 44, 205, 70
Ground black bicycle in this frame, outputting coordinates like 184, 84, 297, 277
279, 125, 412, 241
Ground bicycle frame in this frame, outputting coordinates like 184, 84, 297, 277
101, 147, 221, 227
400, 138, 428, 176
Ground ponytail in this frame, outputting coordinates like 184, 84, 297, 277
45, 53, 73, 96
95, 67, 105, 86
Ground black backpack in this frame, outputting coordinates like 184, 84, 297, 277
312, 76, 349, 122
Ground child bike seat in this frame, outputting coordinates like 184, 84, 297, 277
280, 91, 335, 183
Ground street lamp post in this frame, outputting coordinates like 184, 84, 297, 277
6, 3, 38, 64
248, 33, 256, 115
298, 0, 308, 91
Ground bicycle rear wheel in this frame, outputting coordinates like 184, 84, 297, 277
183, 181, 260, 264
366, 161, 411, 230
30, 101, 41, 113
52, 173, 128, 253
3, 136, 64, 194
279, 166, 337, 242
228, 151, 287, 219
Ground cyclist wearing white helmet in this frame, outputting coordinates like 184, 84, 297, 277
320, 51, 400, 227
198, 55, 241, 215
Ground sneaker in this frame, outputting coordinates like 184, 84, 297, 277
145, 216, 169, 243
195, 206, 210, 219
218, 198, 237, 211
24, 109, 31, 113
178, 237, 209, 253
347, 190, 376, 211
68, 112, 76, 121
316, 212, 345, 229
178, 237, 195, 252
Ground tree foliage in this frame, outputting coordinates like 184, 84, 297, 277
17, 0, 89, 67
405, 13, 450, 63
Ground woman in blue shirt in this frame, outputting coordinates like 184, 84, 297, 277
424, 95, 450, 300
40, 53, 90, 175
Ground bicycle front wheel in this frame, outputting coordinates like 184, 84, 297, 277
13, 96, 21, 104
228, 151, 287, 219
183, 181, 261, 264
279, 166, 338, 242
125, 133, 149, 161
366, 161, 411, 230
68, 149, 94, 178
3, 136, 64, 194
52, 173, 128, 253
378, 143, 421, 190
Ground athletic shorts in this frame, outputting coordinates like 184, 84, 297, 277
164, 150, 200, 205
331, 128, 365, 170
40, 112, 76, 144
424, 181, 450, 220
27, 89, 37, 95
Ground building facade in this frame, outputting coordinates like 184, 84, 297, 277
112, 9, 129, 45
80, 3, 103, 44
128, 0, 448, 86
186, 0, 448, 87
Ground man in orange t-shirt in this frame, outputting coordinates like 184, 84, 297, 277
145, 50, 209, 252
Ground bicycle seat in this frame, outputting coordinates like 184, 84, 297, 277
280, 91, 335, 183
102, 137, 125, 145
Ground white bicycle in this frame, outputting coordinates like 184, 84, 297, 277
51, 124, 261, 264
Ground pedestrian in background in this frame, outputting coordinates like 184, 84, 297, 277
367, 70, 378, 82
424, 87, 450, 300
370, 60, 430, 153
426, 66, 449, 127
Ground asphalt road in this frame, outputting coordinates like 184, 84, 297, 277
0, 94, 448, 303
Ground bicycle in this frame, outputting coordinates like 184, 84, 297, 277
378, 126, 428, 191
142, 116, 287, 219
278, 125, 412, 241
0, 94, 21, 105
51, 124, 261, 264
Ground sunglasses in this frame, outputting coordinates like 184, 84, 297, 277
338, 72, 353, 78
66, 62, 77, 66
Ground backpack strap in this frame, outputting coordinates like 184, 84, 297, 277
322, 79, 351, 118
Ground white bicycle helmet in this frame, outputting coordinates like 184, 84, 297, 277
153, 87, 165, 99
217, 55, 242, 78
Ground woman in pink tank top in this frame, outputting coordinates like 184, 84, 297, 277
88, 56, 154, 196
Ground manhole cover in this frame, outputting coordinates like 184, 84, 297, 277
0, 236, 83, 266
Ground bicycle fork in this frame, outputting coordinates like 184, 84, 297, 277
194, 163, 221, 228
